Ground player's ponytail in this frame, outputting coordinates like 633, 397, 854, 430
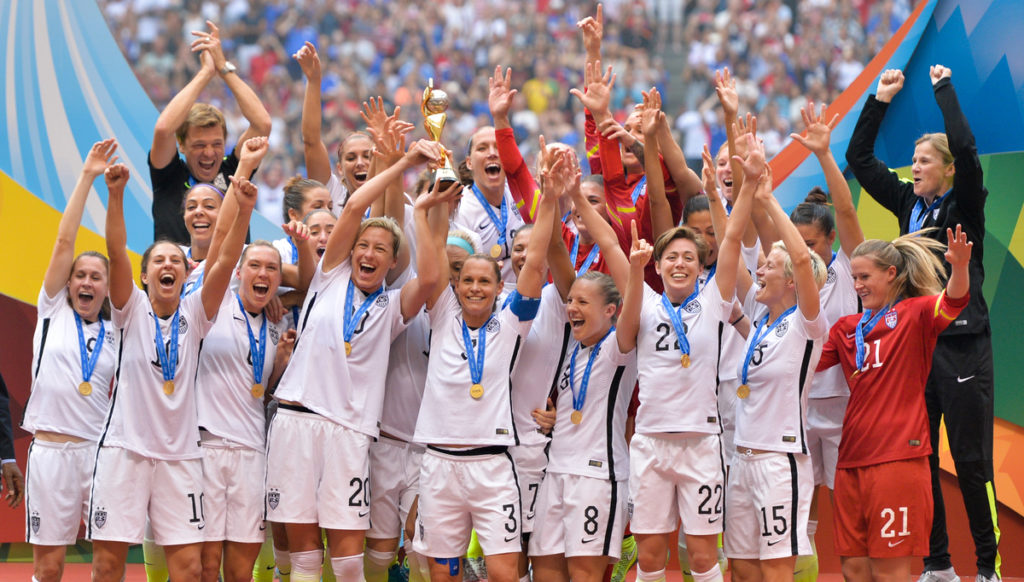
853, 230, 946, 303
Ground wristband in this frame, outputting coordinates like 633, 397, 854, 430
730, 314, 745, 326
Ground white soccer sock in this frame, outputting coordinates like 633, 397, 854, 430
692, 564, 724, 582
289, 549, 323, 582
331, 553, 365, 582
364, 548, 395, 582
638, 567, 667, 582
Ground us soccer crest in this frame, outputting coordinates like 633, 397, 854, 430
684, 300, 702, 314
94, 507, 107, 529
30, 511, 40, 533
775, 319, 790, 337
885, 310, 898, 329
375, 294, 389, 308
486, 318, 501, 333
267, 489, 281, 510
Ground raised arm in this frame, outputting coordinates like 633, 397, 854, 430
717, 138, 761, 305
103, 164, 133, 310
283, 220, 314, 291
322, 138, 445, 272
577, 3, 603, 69
641, 89, 674, 240
150, 50, 216, 170
944, 224, 972, 300
45, 139, 118, 297
516, 153, 564, 299
569, 172, 628, 293
205, 137, 269, 265
844, 69, 907, 215
294, 42, 331, 185
202, 173, 258, 320
198, 21, 271, 147
616, 221, 653, 353
932, 66, 986, 219
401, 180, 463, 321
790, 102, 864, 256
715, 68, 744, 198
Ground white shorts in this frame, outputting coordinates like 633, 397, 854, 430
724, 451, 812, 560
413, 447, 522, 558
511, 442, 548, 534
200, 433, 266, 543
529, 473, 626, 559
265, 407, 371, 530
628, 433, 725, 536
88, 446, 205, 546
366, 436, 424, 540
718, 378, 740, 466
25, 439, 96, 545
806, 394, 848, 489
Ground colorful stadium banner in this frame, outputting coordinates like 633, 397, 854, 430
0, 0, 1021, 544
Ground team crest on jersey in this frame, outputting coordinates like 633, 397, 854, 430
30, 511, 40, 534
93, 508, 107, 529
267, 489, 280, 510
885, 310, 898, 329
684, 300, 702, 314
775, 319, 789, 337
375, 294, 389, 308
486, 318, 501, 333
178, 316, 189, 335
268, 325, 281, 345
826, 266, 837, 284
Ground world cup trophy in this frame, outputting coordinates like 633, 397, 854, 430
421, 78, 459, 185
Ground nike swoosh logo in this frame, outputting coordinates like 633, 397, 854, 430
504, 534, 519, 543
197, 524, 205, 530
708, 516, 721, 523
581, 537, 597, 544
888, 539, 906, 548
845, 332, 857, 339
767, 538, 783, 546
358, 511, 370, 518
957, 375, 975, 383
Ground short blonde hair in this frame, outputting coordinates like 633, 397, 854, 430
176, 103, 227, 144
770, 240, 828, 290
357, 216, 404, 258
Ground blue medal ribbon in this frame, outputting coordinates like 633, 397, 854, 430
470, 184, 509, 251
908, 190, 950, 233
569, 326, 615, 414
236, 295, 267, 386
660, 280, 702, 361
73, 312, 105, 384
182, 249, 204, 297
288, 237, 299, 265
462, 315, 493, 387
343, 279, 384, 349
854, 302, 897, 370
630, 175, 647, 204
701, 262, 717, 286
570, 235, 601, 276
740, 305, 798, 386
152, 309, 180, 383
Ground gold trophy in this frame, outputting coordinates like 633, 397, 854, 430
421, 78, 459, 185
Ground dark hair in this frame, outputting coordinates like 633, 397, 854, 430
303, 208, 336, 224
512, 223, 535, 246
70, 251, 112, 320
181, 182, 225, 214
335, 132, 373, 161
653, 225, 709, 265
461, 254, 502, 282
283, 176, 327, 224
582, 174, 604, 188
457, 159, 474, 187
683, 194, 710, 224
140, 239, 189, 292
789, 187, 834, 237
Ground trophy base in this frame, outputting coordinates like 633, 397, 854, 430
433, 165, 459, 188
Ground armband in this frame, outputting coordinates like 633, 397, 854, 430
507, 290, 540, 321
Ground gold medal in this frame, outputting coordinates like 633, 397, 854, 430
571, 410, 583, 425
345, 341, 352, 356
470, 383, 484, 399
737, 384, 750, 399
163, 379, 175, 395
251, 383, 265, 398
680, 353, 691, 368
490, 244, 502, 258
78, 381, 92, 396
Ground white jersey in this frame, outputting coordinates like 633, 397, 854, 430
811, 251, 858, 398
327, 173, 348, 212
414, 286, 534, 446
101, 286, 214, 460
452, 184, 525, 284
510, 285, 571, 447
734, 309, 826, 454
380, 309, 430, 441
272, 236, 297, 266
547, 326, 636, 481
196, 287, 288, 451
22, 287, 117, 440
273, 259, 407, 436
635, 281, 732, 435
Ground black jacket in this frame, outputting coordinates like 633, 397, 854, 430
846, 77, 988, 336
